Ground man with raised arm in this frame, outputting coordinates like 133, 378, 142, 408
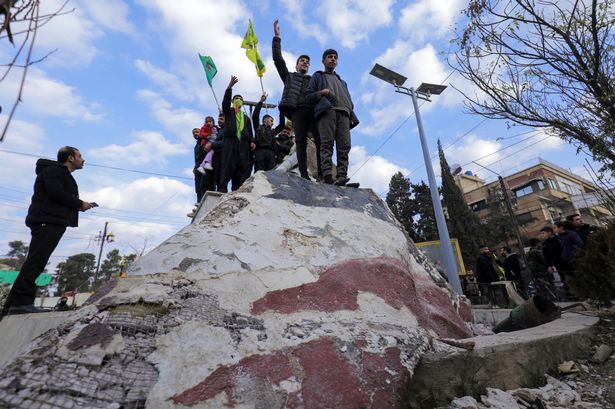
272, 19, 321, 181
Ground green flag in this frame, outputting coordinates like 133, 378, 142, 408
199, 54, 217, 86
241, 19, 266, 77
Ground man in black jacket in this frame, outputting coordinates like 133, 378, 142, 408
272, 19, 321, 180
540, 226, 566, 277
1, 147, 94, 317
218, 75, 255, 193
498, 246, 522, 282
252, 93, 285, 172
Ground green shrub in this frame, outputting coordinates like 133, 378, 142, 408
568, 222, 615, 307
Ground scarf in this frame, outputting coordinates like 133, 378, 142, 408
234, 98, 244, 140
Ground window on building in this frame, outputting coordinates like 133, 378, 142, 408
536, 180, 545, 190
556, 176, 583, 195
469, 200, 487, 212
547, 178, 558, 190
517, 212, 534, 225
513, 184, 533, 198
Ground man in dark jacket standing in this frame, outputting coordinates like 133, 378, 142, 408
565, 214, 593, 246
498, 246, 522, 282
1, 146, 94, 317
475, 245, 501, 284
252, 93, 285, 172
307, 49, 359, 185
272, 19, 320, 180
218, 75, 255, 192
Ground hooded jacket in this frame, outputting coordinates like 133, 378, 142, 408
306, 70, 359, 129
25, 159, 83, 227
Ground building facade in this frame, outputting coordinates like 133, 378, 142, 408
455, 158, 612, 240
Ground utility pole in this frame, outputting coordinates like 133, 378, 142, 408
369, 63, 462, 294
472, 161, 529, 267
94, 222, 114, 285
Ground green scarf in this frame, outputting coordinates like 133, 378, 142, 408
234, 98, 244, 140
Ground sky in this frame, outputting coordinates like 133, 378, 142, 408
0, 0, 603, 269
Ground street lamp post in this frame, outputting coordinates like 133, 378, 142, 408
370, 64, 463, 294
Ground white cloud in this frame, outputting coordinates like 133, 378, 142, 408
81, 0, 136, 35
318, 0, 395, 49
349, 146, 410, 195
0, 68, 103, 122
440, 130, 566, 179
89, 130, 189, 165
137, 89, 202, 137
133, 1, 284, 115
278, 0, 328, 45
34, 0, 104, 66
399, 0, 465, 42
134, 60, 194, 103
360, 43, 460, 135
0, 119, 47, 186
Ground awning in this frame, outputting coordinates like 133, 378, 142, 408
0, 270, 53, 286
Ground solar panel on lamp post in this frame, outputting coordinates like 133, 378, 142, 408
370, 64, 463, 295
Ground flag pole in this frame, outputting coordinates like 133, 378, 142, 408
253, 38, 268, 115
209, 84, 221, 113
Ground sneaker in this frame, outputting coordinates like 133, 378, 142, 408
196, 167, 206, 175
204, 162, 213, 170
7, 304, 47, 315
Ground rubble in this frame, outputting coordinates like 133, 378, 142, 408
446, 375, 603, 409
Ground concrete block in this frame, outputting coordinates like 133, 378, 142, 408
406, 312, 599, 408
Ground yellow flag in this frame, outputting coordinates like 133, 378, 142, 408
241, 19, 266, 77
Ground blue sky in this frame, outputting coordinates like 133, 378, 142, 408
0, 0, 601, 266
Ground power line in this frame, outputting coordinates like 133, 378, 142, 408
350, 71, 455, 179
0, 149, 193, 181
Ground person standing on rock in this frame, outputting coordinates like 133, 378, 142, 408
272, 19, 321, 181
306, 48, 359, 185
218, 76, 255, 193
252, 93, 285, 172
1, 146, 95, 317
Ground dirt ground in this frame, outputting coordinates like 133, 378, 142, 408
558, 309, 615, 408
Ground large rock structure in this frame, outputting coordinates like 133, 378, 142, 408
0, 171, 473, 409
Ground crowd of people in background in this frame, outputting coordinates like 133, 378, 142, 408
189, 20, 359, 214
467, 213, 594, 303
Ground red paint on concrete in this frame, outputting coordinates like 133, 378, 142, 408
286, 391, 302, 409
292, 338, 370, 409
360, 347, 411, 409
171, 351, 293, 405
171, 337, 414, 408
252, 257, 471, 338
458, 300, 474, 323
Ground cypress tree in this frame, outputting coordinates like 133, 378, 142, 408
438, 140, 484, 268
411, 181, 438, 242
386, 172, 420, 241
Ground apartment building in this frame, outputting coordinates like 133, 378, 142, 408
454, 158, 612, 239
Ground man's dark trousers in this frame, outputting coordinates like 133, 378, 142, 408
293, 107, 321, 179
7, 223, 66, 308
194, 171, 206, 202
317, 109, 351, 179
219, 138, 251, 192
254, 149, 276, 172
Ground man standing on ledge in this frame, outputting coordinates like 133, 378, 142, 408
307, 49, 359, 185
1, 146, 94, 317
272, 19, 321, 181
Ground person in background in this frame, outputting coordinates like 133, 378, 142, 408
1, 146, 94, 318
